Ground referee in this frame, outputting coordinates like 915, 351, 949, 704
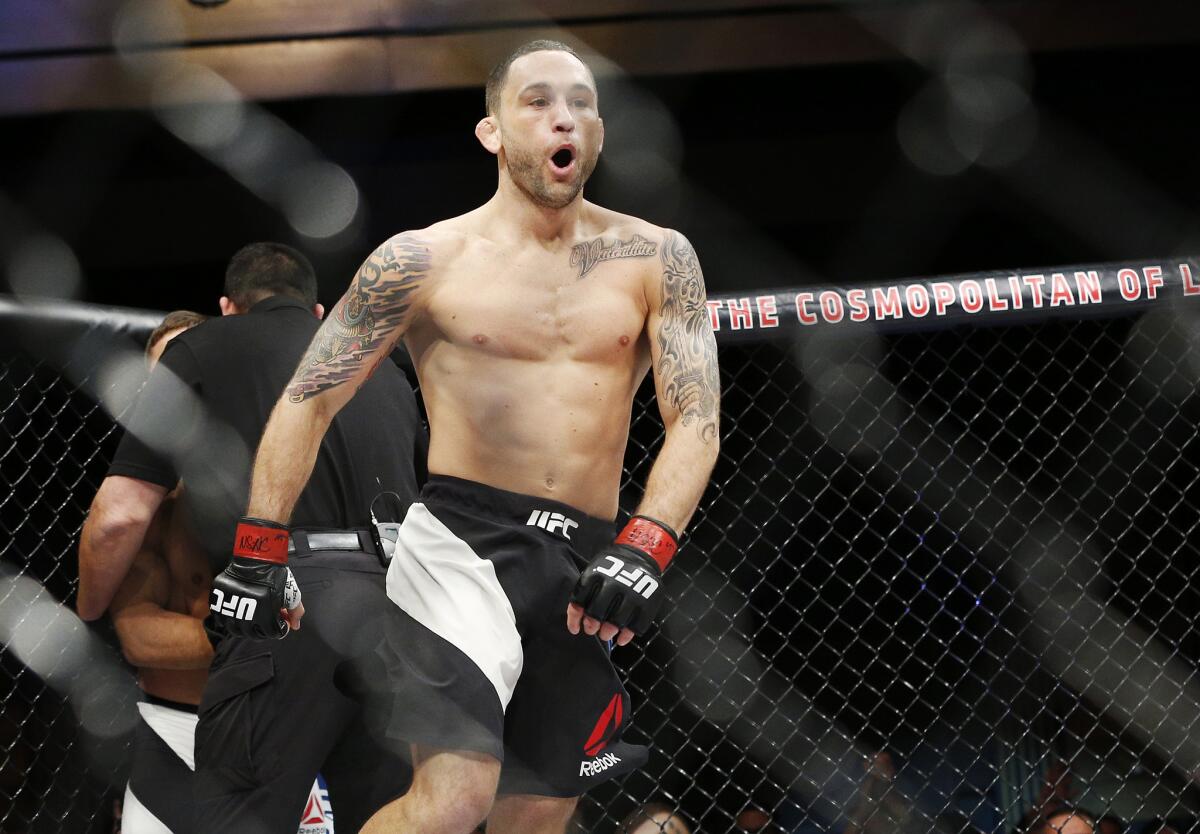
84, 242, 423, 833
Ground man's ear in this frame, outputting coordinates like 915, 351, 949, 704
476, 115, 501, 155
312, 303, 325, 320
598, 116, 604, 155
218, 296, 241, 316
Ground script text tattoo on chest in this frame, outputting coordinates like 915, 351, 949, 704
286, 235, 431, 402
657, 231, 720, 444
569, 233, 658, 280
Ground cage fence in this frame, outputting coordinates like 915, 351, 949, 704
2, 260, 1200, 834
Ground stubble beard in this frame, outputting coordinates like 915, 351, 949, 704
507, 145, 597, 210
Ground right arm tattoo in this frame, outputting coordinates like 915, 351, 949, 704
286, 234, 430, 402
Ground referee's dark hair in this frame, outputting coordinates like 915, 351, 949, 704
224, 242, 318, 308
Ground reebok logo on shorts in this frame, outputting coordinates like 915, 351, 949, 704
526, 509, 578, 539
584, 694, 623, 756
579, 752, 622, 777
209, 588, 257, 621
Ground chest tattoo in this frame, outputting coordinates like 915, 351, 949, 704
569, 234, 658, 280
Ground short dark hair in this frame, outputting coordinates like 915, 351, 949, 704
146, 309, 207, 358
224, 242, 318, 308
485, 39, 593, 116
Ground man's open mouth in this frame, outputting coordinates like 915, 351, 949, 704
551, 147, 576, 170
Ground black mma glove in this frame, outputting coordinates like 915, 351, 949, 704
209, 517, 301, 640
570, 515, 678, 635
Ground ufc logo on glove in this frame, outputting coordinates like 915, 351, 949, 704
210, 588, 258, 621
594, 555, 659, 598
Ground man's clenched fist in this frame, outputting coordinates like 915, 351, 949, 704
209, 517, 303, 639
569, 515, 678, 644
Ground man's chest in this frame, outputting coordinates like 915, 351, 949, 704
424, 251, 650, 362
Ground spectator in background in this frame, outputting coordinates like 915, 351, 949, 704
1096, 815, 1124, 834
1022, 761, 1076, 829
843, 752, 927, 834
1034, 807, 1096, 834
618, 802, 692, 834
736, 807, 773, 832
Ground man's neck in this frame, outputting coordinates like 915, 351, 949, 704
489, 175, 586, 246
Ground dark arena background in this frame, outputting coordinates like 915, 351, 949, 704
4, 2, 1200, 833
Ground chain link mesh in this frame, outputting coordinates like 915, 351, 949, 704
3, 301, 1200, 833
1, 350, 134, 834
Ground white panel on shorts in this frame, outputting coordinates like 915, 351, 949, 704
385, 503, 524, 708
137, 702, 198, 771
123, 783, 175, 834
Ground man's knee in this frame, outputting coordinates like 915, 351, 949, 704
408, 746, 500, 831
488, 793, 579, 834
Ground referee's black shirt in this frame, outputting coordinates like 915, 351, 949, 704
108, 295, 425, 572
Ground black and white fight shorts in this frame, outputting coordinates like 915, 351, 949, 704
123, 696, 333, 834
376, 475, 649, 797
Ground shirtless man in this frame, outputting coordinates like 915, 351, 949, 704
211, 39, 720, 834
85, 311, 213, 832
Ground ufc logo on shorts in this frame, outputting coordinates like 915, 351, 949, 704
526, 509, 578, 539
210, 588, 257, 621
594, 555, 658, 599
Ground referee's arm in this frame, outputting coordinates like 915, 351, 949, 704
77, 475, 168, 620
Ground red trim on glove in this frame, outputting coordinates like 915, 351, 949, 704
233, 519, 290, 565
615, 515, 678, 572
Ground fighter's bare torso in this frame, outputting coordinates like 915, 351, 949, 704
118, 495, 210, 704
401, 202, 666, 519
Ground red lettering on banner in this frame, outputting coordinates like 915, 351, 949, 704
1182, 264, 1200, 296
961, 280, 983, 313
1074, 271, 1101, 304
873, 286, 902, 319
1008, 276, 1023, 309
795, 292, 817, 325
984, 278, 1008, 311
819, 291, 844, 323
706, 300, 722, 331
1049, 273, 1075, 307
906, 285, 930, 317
756, 296, 779, 327
1118, 268, 1140, 300
1022, 274, 1046, 307
1143, 266, 1163, 299
847, 289, 869, 322
728, 298, 753, 330
931, 282, 955, 316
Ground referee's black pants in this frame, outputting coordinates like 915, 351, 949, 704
194, 547, 411, 834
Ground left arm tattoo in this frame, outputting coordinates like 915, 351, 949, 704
286, 234, 430, 402
656, 231, 720, 444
